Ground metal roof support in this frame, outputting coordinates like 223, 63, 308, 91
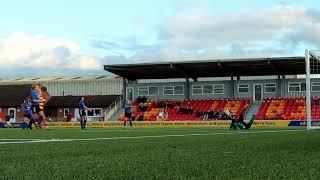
185, 78, 190, 100
268, 59, 281, 75
122, 77, 127, 107
230, 78, 235, 98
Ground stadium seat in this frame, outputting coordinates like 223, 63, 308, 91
256, 97, 319, 120
118, 98, 252, 121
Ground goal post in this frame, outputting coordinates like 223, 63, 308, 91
305, 49, 320, 130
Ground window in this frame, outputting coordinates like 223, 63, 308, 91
301, 83, 306, 92
138, 86, 159, 96
238, 84, 249, 93
163, 86, 184, 95
265, 83, 276, 93
192, 85, 203, 95
288, 82, 306, 92
63, 109, 69, 118
163, 86, 174, 95
87, 108, 103, 117
192, 84, 224, 95
213, 84, 224, 94
174, 86, 184, 95
312, 82, 320, 92
149, 87, 159, 95
203, 85, 213, 94
138, 87, 148, 96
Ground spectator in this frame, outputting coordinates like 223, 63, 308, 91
137, 113, 144, 121
196, 111, 205, 118
175, 101, 181, 108
207, 109, 215, 120
315, 97, 319, 106
221, 108, 231, 120
157, 109, 168, 120
66, 112, 72, 122
0, 108, 4, 128
137, 103, 143, 112
179, 107, 185, 114
179, 106, 193, 115
0, 108, 3, 123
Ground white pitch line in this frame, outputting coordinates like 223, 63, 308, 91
0, 129, 304, 145
0, 138, 48, 141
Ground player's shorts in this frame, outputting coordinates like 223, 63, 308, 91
79, 110, 86, 117
125, 112, 132, 119
24, 114, 33, 119
32, 106, 41, 114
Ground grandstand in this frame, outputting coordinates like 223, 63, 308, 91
104, 56, 320, 122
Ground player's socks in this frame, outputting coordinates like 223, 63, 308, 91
83, 120, 87, 129
38, 115, 43, 128
28, 120, 33, 130
80, 120, 84, 129
245, 118, 255, 129
21, 122, 27, 129
129, 119, 132, 127
42, 119, 49, 129
123, 120, 127, 127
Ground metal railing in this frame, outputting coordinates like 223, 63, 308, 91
104, 96, 122, 121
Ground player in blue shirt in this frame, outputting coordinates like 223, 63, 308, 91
79, 97, 91, 129
31, 85, 43, 128
123, 101, 133, 128
22, 99, 35, 129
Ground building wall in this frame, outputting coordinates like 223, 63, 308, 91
128, 78, 320, 100
128, 82, 187, 100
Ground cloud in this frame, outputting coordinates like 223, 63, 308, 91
91, 5, 320, 62
0, 32, 103, 78
157, 5, 320, 60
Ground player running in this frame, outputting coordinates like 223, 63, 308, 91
123, 101, 133, 128
36, 84, 49, 129
31, 84, 47, 129
79, 97, 91, 129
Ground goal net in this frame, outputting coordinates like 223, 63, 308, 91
306, 49, 320, 130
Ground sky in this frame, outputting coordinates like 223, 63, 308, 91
0, 0, 319, 79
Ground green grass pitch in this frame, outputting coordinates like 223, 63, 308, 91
0, 127, 319, 180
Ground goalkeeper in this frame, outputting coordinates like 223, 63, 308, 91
230, 105, 255, 130
238, 115, 255, 130
237, 105, 255, 130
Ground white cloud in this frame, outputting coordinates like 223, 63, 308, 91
127, 5, 320, 62
0, 32, 102, 71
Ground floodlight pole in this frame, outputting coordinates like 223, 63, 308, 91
305, 49, 312, 130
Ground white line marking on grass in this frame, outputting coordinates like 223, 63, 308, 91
0, 129, 305, 145
0, 139, 47, 141
223, 152, 234, 154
